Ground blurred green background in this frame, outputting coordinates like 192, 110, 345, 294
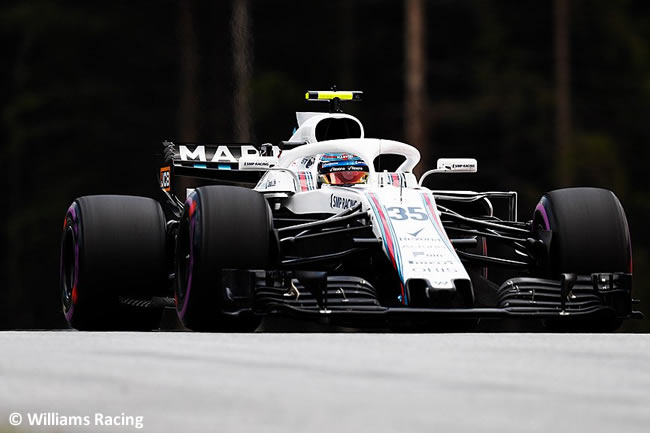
1, 0, 648, 330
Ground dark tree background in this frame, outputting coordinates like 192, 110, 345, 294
1, 0, 648, 331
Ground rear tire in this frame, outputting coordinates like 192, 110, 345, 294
533, 187, 632, 331
174, 186, 273, 332
60, 195, 168, 331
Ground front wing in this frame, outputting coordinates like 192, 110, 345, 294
251, 272, 642, 327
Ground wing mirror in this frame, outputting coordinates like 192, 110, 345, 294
436, 158, 477, 173
418, 158, 478, 186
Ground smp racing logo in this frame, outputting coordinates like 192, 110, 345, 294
330, 194, 358, 210
450, 163, 475, 170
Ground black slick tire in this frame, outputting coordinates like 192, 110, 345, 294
60, 195, 168, 330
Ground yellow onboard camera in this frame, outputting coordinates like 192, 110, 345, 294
305, 89, 363, 113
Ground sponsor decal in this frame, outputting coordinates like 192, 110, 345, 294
300, 157, 315, 169
326, 164, 365, 172
330, 194, 358, 210
241, 160, 273, 169
159, 166, 171, 192
178, 144, 280, 163
436, 158, 478, 172
321, 152, 357, 161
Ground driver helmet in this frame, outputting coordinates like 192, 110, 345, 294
318, 153, 369, 186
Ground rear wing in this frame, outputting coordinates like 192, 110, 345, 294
158, 141, 280, 204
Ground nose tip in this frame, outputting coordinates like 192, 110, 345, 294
426, 286, 457, 304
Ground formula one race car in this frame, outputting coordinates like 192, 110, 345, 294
59, 90, 642, 332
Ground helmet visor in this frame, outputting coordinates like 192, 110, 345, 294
321, 170, 368, 185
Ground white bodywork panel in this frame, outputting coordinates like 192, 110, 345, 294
288, 112, 364, 143
279, 185, 470, 295
252, 112, 472, 303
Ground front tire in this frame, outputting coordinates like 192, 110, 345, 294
174, 186, 273, 332
533, 187, 632, 331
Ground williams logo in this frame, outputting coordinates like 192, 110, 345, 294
330, 194, 358, 210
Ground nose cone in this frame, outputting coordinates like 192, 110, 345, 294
406, 278, 474, 308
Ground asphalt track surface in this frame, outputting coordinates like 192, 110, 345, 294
1, 331, 649, 433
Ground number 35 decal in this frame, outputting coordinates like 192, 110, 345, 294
386, 206, 428, 221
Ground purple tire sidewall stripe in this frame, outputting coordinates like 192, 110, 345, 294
535, 194, 633, 273
63, 203, 79, 322
178, 194, 197, 320
534, 201, 551, 230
